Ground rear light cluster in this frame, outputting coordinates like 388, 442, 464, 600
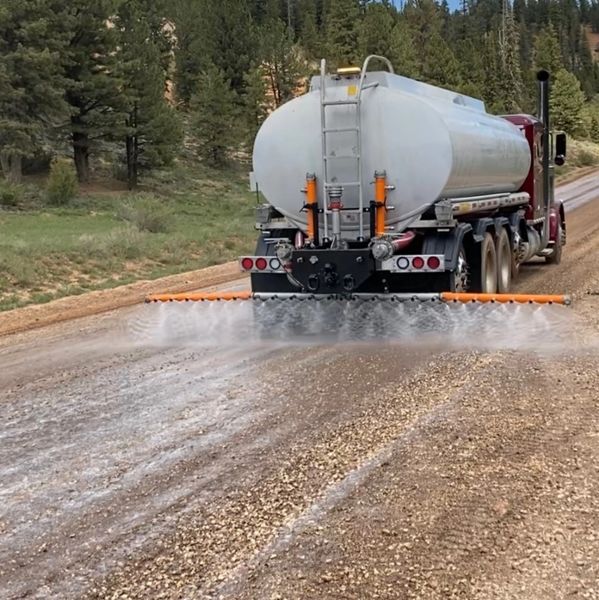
384, 255, 444, 273
239, 256, 284, 273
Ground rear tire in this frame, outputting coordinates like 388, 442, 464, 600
495, 228, 512, 293
471, 232, 498, 294
545, 222, 563, 265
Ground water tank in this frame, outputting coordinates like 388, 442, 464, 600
252, 71, 532, 235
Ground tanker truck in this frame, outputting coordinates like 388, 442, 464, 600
147, 55, 571, 309
241, 56, 567, 301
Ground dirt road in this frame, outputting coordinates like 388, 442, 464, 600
1, 174, 599, 599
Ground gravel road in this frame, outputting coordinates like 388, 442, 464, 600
1, 174, 599, 599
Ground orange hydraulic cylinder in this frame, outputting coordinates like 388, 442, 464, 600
305, 174, 318, 242
441, 292, 571, 305
375, 173, 387, 237
146, 291, 253, 303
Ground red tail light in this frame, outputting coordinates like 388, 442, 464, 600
427, 256, 441, 270
412, 256, 425, 269
255, 257, 268, 271
241, 257, 254, 271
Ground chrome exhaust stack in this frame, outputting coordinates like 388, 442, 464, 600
537, 70, 551, 249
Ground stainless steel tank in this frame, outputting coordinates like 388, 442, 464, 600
252, 71, 531, 235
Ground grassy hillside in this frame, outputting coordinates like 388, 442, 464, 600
0, 162, 257, 311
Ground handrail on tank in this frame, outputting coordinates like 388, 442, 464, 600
319, 58, 328, 241
358, 55, 394, 99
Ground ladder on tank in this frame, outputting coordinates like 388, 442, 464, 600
319, 55, 394, 242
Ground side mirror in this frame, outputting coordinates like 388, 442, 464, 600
555, 132, 567, 166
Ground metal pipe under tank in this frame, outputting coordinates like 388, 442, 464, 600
328, 185, 343, 247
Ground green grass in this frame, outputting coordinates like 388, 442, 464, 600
555, 137, 599, 180
0, 161, 258, 311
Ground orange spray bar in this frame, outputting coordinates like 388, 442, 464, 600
441, 292, 571, 305
147, 291, 571, 305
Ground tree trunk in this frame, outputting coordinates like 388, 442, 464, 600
0, 153, 23, 183
0, 154, 10, 181
10, 155, 22, 184
72, 129, 90, 184
133, 135, 139, 188
125, 105, 139, 190
126, 135, 138, 190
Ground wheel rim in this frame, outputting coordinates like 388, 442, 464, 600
454, 250, 469, 292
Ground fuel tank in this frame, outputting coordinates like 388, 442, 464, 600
252, 71, 532, 234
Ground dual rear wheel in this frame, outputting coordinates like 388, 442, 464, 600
454, 228, 513, 294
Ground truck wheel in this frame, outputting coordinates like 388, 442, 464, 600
449, 246, 469, 292
545, 222, 563, 265
511, 230, 522, 282
495, 228, 512, 293
470, 232, 497, 294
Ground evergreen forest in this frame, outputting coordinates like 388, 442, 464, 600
2, 0, 599, 187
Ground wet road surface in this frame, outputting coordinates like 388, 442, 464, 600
1, 173, 599, 599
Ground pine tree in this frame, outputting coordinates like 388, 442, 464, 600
550, 68, 586, 134
533, 24, 563, 74
402, 0, 464, 88
404, 0, 443, 44
115, 0, 182, 189
191, 65, 239, 166
497, 4, 524, 112
172, 0, 257, 103
581, 0, 591, 23
171, 0, 211, 104
324, 0, 361, 65
454, 38, 486, 98
210, 0, 258, 94
482, 31, 503, 112
577, 33, 599, 99
388, 21, 422, 79
0, 0, 67, 183
61, 0, 127, 183
297, 0, 321, 58
358, 2, 396, 58
259, 16, 306, 107
422, 31, 462, 88
243, 66, 269, 146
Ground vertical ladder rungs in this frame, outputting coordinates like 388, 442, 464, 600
320, 57, 365, 239
324, 155, 361, 161
322, 100, 359, 106
323, 127, 360, 134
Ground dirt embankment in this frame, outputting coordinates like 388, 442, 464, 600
0, 262, 242, 338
